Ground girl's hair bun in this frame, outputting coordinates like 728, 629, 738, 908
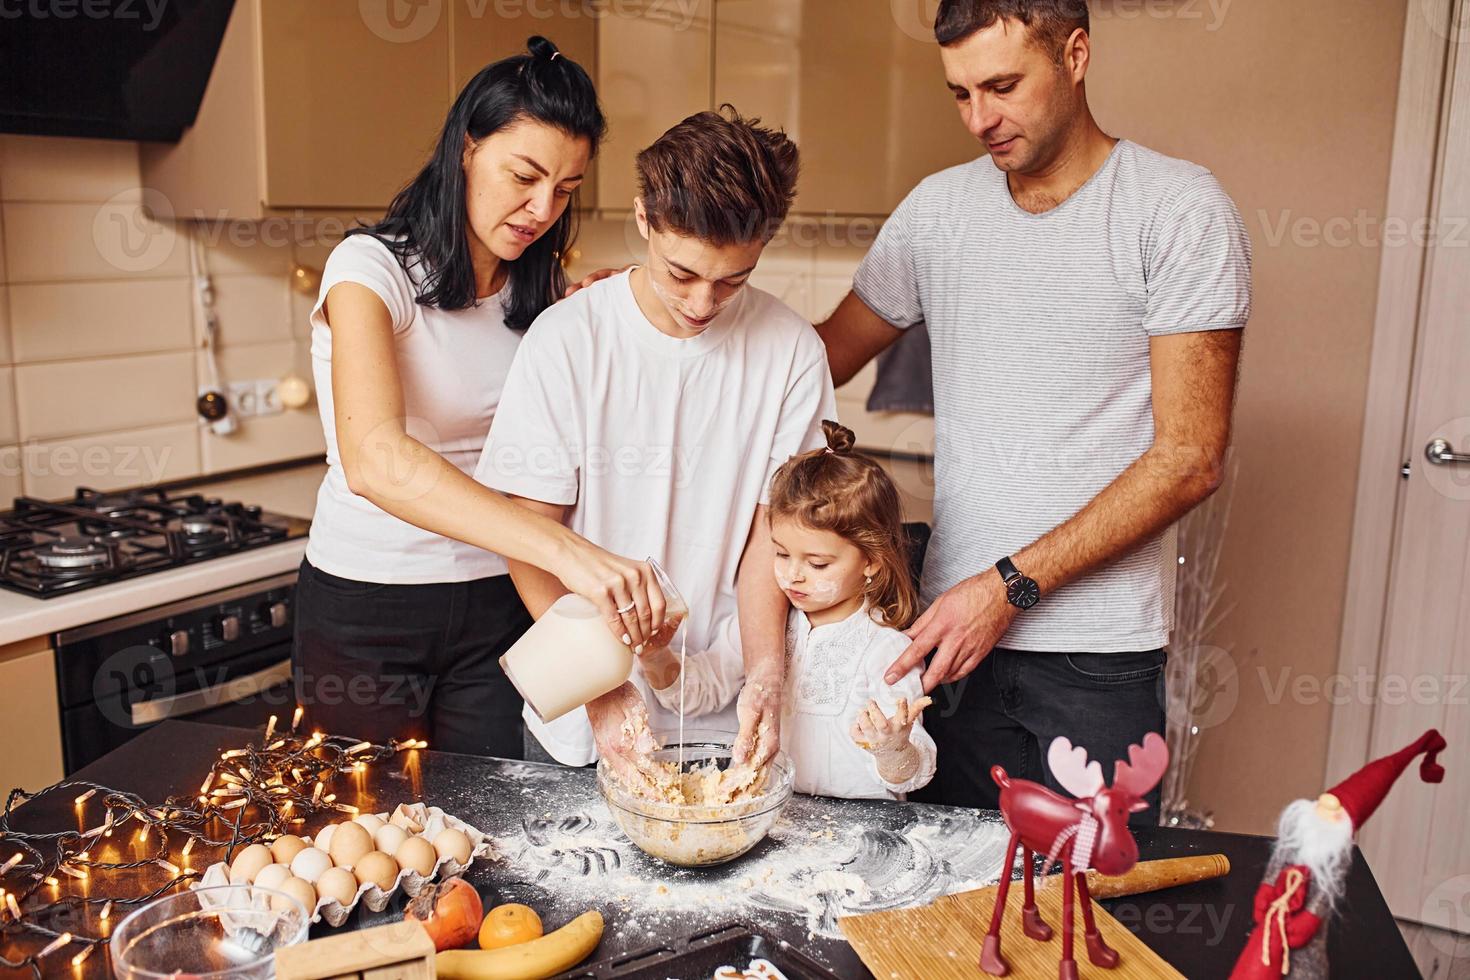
821, 419, 856, 455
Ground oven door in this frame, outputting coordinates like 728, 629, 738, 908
55, 572, 296, 772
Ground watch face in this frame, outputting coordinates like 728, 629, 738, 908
1008, 576, 1040, 609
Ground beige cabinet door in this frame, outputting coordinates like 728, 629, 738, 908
715, 0, 980, 216
1354, 18, 1470, 933
451, 1, 600, 210
0, 641, 64, 792
258, 0, 451, 209
596, 0, 713, 211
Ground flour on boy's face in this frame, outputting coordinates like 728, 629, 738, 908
631, 200, 765, 339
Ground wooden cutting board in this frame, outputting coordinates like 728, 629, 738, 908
839, 879, 1185, 979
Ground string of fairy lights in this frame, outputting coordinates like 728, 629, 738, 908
0, 708, 426, 976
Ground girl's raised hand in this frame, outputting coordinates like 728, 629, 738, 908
850, 696, 934, 755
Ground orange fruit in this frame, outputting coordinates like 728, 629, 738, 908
479, 903, 544, 950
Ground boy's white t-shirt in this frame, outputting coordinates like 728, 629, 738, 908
306, 234, 521, 583
475, 270, 837, 764
654, 604, 937, 800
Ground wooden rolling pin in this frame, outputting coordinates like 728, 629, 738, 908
1038, 854, 1231, 898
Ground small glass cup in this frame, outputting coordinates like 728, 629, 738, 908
110, 885, 309, 979
645, 557, 689, 650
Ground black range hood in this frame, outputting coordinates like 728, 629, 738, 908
0, 0, 235, 142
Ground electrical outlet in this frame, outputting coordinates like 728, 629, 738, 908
256, 380, 283, 416
227, 381, 260, 417
226, 379, 285, 418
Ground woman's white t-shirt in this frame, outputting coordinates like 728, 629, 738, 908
305, 234, 522, 583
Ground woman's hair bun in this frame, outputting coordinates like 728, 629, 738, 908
526, 35, 560, 61
820, 419, 856, 455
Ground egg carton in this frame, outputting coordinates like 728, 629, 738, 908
194, 803, 497, 927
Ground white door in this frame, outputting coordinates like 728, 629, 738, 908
1354, 7, 1470, 932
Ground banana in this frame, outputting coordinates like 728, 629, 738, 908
435, 909, 604, 980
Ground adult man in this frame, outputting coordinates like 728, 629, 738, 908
477, 108, 834, 784
818, 0, 1251, 810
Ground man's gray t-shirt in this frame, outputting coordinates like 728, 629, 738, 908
853, 139, 1251, 653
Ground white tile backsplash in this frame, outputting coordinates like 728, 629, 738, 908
20, 422, 203, 500
2, 201, 189, 283
0, 368, 15, 444
0, 135, 343, 499
9, 279, 194, 362
0, 135, 144, 204
204, 275, 295, 347
15, 351, 198, 442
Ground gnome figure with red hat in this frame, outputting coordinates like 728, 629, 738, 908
1229, 728, 1447, 980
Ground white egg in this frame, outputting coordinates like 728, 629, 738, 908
373, 823, 408, 856
253, 862, 292, 893
312, 823, 337, 855
353, 814, 386, 835
289, 846, 333, 884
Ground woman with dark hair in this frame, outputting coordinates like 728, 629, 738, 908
293, 37, 667, 761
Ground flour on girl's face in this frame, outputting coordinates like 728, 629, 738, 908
774, 573, 842, 604
770, 518, 873, 619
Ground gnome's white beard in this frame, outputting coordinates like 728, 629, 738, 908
1273, 799, 1355, 910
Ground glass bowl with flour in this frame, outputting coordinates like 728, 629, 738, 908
597, 729, 794, 867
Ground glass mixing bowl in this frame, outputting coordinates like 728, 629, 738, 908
597, 728, 794, 867
110, 884, 310, 979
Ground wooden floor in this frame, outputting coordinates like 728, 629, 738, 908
1398, 919, 1470, 979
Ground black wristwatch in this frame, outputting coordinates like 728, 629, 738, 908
995, 556, 1040, 610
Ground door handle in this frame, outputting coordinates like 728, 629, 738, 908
130, 658, 292, 726
1425, 438, 1470, 465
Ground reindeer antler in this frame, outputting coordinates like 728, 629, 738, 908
1047, 736, 1105, 799
1112, 732, 1170, 798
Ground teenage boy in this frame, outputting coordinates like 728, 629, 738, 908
476, 108, 836, 782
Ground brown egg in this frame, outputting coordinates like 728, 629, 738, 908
395, 835, 437, 876
315, 866, 358, 906
270, 875, 318, 915
432, 827, 472, 865
229, 844, 273, 884
328, 821, 373, 869
270, 834, 308, 866
353, 850, 399, 891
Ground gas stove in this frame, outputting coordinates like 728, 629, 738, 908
0, 487, 309, 598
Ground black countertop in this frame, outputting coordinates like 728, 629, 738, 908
0, 721, 1419, 978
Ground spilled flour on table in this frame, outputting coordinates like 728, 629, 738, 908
495, 797, 1011, 942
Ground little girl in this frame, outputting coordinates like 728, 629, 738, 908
636, 420, 936, 800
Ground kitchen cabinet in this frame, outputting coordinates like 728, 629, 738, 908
142, 0, 598, 217
596, 0, 714, 211
714, 0, 981, 215
451, 1, 600, 209
0, 637, 64, 793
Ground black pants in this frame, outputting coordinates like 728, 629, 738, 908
292, 559, 532, 758
910, 647, 1167, 824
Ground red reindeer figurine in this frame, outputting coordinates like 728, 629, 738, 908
981, 732, 1169, 980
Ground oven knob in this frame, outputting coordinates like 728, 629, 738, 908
268, 601, 289, 629
168, 629, 190, 657
219, 614, 241, 642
